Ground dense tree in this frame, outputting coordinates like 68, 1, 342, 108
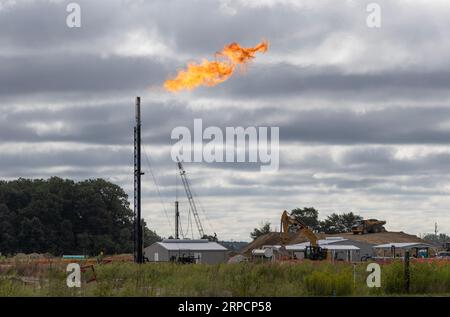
250, 222, 271, 240
0, 204, 17, 253
290, 207, 320, 232
0, 177, 161, 256
143, 220, 162, 247
319, 212, 362, 234
423, 233, 450, 245
247, 208, 365, 238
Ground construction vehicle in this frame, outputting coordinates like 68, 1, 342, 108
280, 210, 327, 260
351, 219, 386, 234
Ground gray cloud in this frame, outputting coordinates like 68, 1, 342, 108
1, 0, 450, 239
197, 65, 450, 101
3, 101, 450, 146
0, 54, 167, 96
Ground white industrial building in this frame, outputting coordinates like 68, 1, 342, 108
247, 232, 435, 262
284, 237, 375, 261
373, 242, 432, 259
144, 239, 228, 264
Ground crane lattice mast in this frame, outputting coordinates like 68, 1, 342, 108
176, 159, 205, 238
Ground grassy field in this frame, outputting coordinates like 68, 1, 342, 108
0, 259, 449, 296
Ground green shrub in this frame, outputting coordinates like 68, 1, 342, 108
2, 260, 450, 296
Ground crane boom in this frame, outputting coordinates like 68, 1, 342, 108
177, 159, 205, 238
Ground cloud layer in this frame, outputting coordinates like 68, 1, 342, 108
1, 0, 450, 240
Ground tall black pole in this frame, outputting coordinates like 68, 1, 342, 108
404, 250, 410, 293
133, 125, 136, 260
134, 96, 143, 263
175, 201, 179, 239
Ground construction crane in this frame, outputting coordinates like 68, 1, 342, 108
176, 158, 205, 238
280, 210, 327, 260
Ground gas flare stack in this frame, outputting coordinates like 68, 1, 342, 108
134, 97, 144, 263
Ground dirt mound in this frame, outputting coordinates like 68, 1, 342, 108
326, 231, 426, 245
241, 231, 427, 256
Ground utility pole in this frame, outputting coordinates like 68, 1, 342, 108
404, 250, 410, 293
134, 97, 144, 264
175, 201, 180, 239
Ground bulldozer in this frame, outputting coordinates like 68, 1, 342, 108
351, 219, 386, 234
280, 210, 327, 260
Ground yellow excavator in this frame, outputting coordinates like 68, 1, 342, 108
280, 210, 327, 260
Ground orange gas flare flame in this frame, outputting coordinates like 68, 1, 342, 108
164, 40, 269, 92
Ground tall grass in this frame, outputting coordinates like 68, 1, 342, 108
0, 260, 449, 296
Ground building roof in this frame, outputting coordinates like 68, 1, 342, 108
322, 245, 360, 250
151, 239, 228, 251
373, 242, 431, 249
285, 243, 359, 251
285, 237, 349, 250
262, 245, 282, 250
319, 237, 348, 245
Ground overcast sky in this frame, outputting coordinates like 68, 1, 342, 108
1, 0, 450, 241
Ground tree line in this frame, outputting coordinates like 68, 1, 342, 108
250, 207, 363, 240
0, 177, 161, 256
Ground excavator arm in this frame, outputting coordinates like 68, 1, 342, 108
280, 210, 318, 246
280, 210, 326, 260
